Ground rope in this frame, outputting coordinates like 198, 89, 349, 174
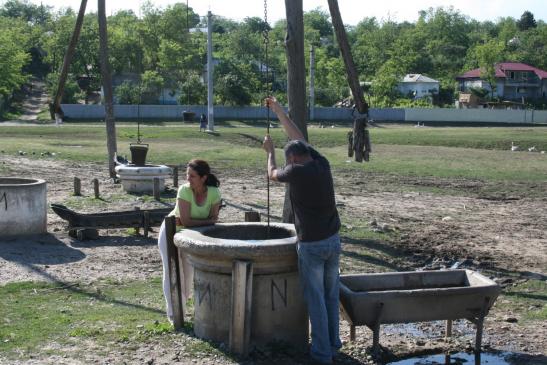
263, 0, 270, 236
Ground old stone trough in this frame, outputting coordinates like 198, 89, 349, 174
339, 269, 501, 353
115, 164, 171, 194
0, 177, 47, 236
166, 219, 308, 355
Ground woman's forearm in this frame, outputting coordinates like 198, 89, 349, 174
180, 216, 216, 227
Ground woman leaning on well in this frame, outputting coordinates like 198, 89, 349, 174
157, 159, 221, 323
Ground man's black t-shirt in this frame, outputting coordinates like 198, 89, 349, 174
276, 145, 340, 242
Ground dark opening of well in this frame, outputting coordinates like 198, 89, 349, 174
203, 225, 294, 240
0, 178, 38, 185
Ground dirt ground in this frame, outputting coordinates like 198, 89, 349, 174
1, 155, 546, 364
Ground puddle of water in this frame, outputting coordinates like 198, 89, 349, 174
387, 352, 519, 365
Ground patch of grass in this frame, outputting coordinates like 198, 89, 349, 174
500, 279, 547, 321
338, 222, 408, 274
36, 107, 53, 122
2, 124, 547, 183
0, 278, 175, 360
184, 338, 225, 357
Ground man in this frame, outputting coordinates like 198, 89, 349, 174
262, 96, 342, 365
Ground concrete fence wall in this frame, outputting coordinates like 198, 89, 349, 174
405, 108, 547, 124
61, 104, 547, 124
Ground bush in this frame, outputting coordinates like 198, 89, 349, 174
45, 73, 84, 104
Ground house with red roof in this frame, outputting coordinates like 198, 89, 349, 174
456, 62, 547, 101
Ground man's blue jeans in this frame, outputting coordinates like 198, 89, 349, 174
297, 233, 342, 364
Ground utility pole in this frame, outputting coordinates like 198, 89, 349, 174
206, 11, 215, 132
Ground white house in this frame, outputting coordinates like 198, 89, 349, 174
398, 74, 440, 99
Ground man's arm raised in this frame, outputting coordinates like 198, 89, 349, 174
265, 96, 305, 141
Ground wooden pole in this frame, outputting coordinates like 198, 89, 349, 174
73, 177, 81, 196
229, 260, 253, 355
98, 0, 118, 179
143, 211, 150, 238
327, 0, 371, 162
446, 319, 453, 339
52, 0, 87, 119
282, 0, 307, 224
92, 178, 99, 199
173, 167, 179, 188
326, 0, 368, 115
284, 0, 308, 141
153, 177, 161, 201
165, 216, 184, 330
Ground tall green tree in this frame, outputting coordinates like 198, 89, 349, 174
0, 18, 30, 97
517, 11, 537, 31
475, 39, 505, 98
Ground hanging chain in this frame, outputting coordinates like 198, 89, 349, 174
263, 0, 270, 134
263, 0, 270, 235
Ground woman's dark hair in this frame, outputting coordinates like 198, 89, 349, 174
187, 159, 220, 187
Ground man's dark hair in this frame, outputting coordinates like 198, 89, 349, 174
284, 140, 310, 159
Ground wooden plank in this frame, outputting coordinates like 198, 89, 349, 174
229, 260, 253, 355
165, 216, 184, 330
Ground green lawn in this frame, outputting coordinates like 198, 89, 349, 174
1, 123, 547, 182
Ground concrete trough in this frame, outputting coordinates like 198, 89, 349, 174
339, 270, 500, 352
114, 164, 171, 193
174, 222, 308, 354
0, 177, 47, 236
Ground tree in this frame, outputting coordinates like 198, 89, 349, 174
140, 70, 164, 104
517, 11, 537, 31
475, 39, 505, 98
214, 61, 257, 106
114, 81, 140, 104
178, 72, 206, 105
0, 0, 52, 25
0, 20, 30, 97
108, 10, 143, 74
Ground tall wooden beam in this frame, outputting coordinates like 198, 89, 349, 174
326, 0, 368, 114
284, 0, 308, 141
98, 0, 118, 178
51, 0, 87, 119
283, 0, 307, 223
327, 0, 371, 162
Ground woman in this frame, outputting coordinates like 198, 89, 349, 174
158, 159, 221, 322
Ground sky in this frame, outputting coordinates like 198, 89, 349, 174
18, 0, 547, 25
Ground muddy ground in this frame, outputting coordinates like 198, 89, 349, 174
0, 155, 546, 364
